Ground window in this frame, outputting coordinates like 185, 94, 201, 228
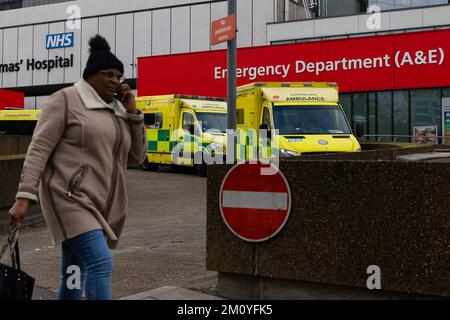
393, 91, 410, 142
377, 91, 393, 141
262, 107, 272, 127
340, 94, 352, 126
443, 88, 450, 98
411, 88, 441, 139
182, 112, 195, 131
0, 0, 22, 11
144, 113, 163, 129
368, 0, 448, 10
273, 105, 351, 135
352, 93, 368, 140
196, 113, 227, 133
0, 0, 75, 11
368, 93, 377, 141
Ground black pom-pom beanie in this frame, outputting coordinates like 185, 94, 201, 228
82, 34, 124, 80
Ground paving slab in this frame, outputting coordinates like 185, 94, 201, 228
1, 167, 219, 300
120, 286, 224, 300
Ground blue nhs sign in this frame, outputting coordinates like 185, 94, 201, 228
46, 32, 74, 49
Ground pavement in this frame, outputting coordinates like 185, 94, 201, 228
0, 166, 223, 300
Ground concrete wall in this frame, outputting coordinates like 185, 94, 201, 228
0, 135, 31, 155
0, 155, 24, 208
206, 145, 450, 298
0, 135, 28, 207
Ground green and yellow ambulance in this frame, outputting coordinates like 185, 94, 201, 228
0, 109, 40, 135
235, 82, 362, 159
136, 95, 227, 176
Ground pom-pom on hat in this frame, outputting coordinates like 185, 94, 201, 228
82, 34, 124, 80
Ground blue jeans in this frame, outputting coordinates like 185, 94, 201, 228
58, 229, 112, 300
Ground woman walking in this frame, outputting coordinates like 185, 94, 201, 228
8, 34, 147, 300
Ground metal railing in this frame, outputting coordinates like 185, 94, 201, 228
362, 134, 450, 144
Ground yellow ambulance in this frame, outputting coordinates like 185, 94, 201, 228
136, 95, 227, 176
235, 82, 361, 159
0, 109, 40, 135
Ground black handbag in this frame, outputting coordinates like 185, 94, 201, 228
0, 225, 35, 300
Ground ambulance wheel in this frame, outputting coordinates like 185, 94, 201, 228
142, 158, 159, 172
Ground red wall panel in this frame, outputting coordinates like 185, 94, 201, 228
0, 89, 25, 110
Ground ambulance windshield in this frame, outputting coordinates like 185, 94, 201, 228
196, 112, 227, 133
273, 105, 351, 135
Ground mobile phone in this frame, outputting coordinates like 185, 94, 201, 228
116, 86, 125, 102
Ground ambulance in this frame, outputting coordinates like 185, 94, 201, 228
235, 82, 362, 159
136, 95, 227, 176
0, 109, 40, 135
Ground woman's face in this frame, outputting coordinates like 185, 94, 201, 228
87, 69, 123, 103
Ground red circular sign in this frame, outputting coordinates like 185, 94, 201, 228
219, 161, 292, 242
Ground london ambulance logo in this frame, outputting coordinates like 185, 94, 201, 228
46, 32, 74, 49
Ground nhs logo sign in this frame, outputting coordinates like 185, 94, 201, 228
46, 32, 74, 49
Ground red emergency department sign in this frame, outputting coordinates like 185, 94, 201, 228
138, 29, 450, 97
219, 162, 292, 242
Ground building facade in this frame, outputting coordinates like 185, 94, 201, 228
368, 0, 449, 10
1, 0, 450, 141
0, 0, 286, 109
0, 0, 73, 11
267, 3, 450, 142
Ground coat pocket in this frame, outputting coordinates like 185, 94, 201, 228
66, 165, 90, 198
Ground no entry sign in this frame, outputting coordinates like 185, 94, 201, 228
219, 162, 292, 242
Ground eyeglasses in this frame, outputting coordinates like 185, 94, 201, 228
100, 70, 126, 83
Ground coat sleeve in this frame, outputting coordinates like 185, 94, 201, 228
126, 109, 147, 166
16, 91, 67, 202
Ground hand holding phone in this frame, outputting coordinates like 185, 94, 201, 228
116, 86, 125, 102
116, 84, 138, 114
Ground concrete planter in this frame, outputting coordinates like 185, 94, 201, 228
207, 144, 450, 299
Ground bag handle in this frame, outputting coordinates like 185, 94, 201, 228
13, 240, 21, 272
0, 223, 20, 270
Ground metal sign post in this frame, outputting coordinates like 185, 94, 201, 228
227, 0, 237, 163
211, 2, 237, 162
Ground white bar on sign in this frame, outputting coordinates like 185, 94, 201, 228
222, 191, 287, 210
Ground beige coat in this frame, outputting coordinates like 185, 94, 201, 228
16, 79, 147, 249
